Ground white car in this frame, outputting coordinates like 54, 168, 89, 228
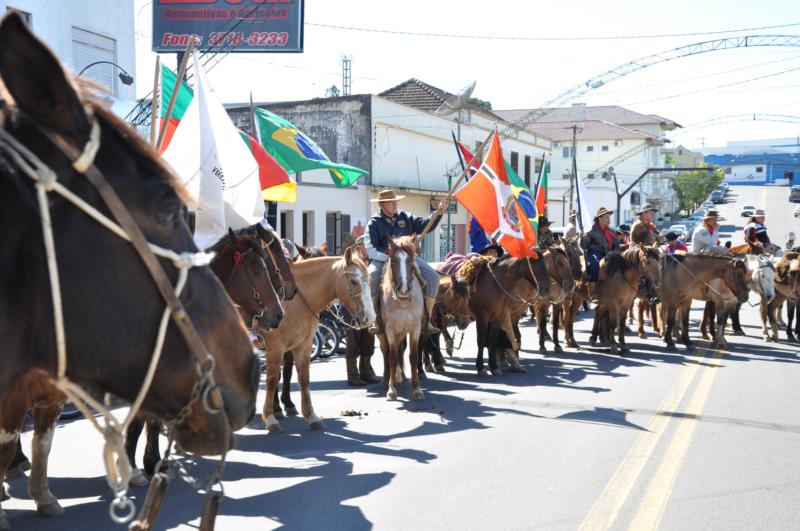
793, 205, 800, 218
667, 225, 687, 236
740, 205, 756, 217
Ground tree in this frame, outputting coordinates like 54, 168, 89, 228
469, 97, 492, 111
325, 85, 340, 98
671, 166, 723, 212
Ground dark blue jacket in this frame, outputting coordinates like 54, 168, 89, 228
366, 210, 440, 262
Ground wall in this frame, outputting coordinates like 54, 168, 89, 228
1, 0, 136, 101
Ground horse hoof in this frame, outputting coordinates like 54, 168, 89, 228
733, 329, 746, 336
477, 368, 488, 376
554, 344, 563, 353
37, 500, 64, 518
490, 368, 502, 376
5, 461, 29, 478
386, 389, 398, 401
619, 346, 630, 354
129, 468, 149, 487
666, 343, 677, 351
309, 419, 326, 431
684, 342, 695, 350
273, 409, 285, 420
434, 364, 445, 373
424, 363, 434, 373
509, 365, 527, 373
638, 333, 647, 339
413, 389, 425, 400
266, 421, 284, 434
284, 406, 299, 417
539, 346, 547, 353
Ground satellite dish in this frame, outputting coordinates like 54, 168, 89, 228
434, 81, 476, 115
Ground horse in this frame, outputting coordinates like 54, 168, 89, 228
0, 13, 258, 528
559, 238, 590, 350
377, 235, 428, 400
124, 226, 291, 481
470, 253, 551, 375
760, 253, 800, 342
420, 274, 472, 374
259, 247, 374, 431
532, 246, 576, 353
658, 253, 751, 349
590, 245, 662, 354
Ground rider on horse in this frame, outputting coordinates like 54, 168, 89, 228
581, 207, 620, 282
691, 210, 727, 254
630, 203, 663, 246
366, 190, 443, 335
662, 231, 688, 254
536, 216, 556, 249
744, 209, 771, 251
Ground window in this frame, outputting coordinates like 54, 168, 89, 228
553, 142, 560, 148
601, 145, 609, 152
756, 166, 764, 173
302, 211, 313, 246
678, 149, 684, 155
562, 146, 571, 158
325, 212, 351, 255
724, 167, 732, 175
587, 173, 595, 179
510, 151, 519, 173
6, 7, 32, 26
524, 155, 531, 185
586, 145, 594, 152
71, 27, 119, 95
279, 210, 293, 240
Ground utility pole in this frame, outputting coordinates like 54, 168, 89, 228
342, 56, 352, 96
569, 125, 578, 212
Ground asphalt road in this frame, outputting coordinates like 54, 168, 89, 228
4, 186, 800, 530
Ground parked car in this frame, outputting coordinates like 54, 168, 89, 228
710, 190, 724, 204
793, 205, 800, 218
668, 225, 687, 236
740, 204, 756, 217
702, 201, 715, 210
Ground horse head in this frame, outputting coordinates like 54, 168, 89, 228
549, 247, 575, 296
725, 258, 752, 304
0, 13, 257, 455
337, 245, 376, 328
637, 246, 662, 291
446, 274, 473, 329
211, 228, 284, 331
560, 237, 584, 281
749, 255, 776, 304
386, 235, 417, 299
789, 257, 800, 299
255, 223, 298, 300
527, 252, 552, 297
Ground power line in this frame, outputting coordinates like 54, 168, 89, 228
306, 21, 800, 42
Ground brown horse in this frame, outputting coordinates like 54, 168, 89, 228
559, 237, 589, 350
0, 13, 257, 457
591, 246, 662, 354
421, 274, 473, 373
470, 254, 551, 374
760, 253, 800, 342
533, 246, 576, 353
125, 227, 292, 481
378, 236, 427, 400
259, 248, 374, 431
658, 253, 751, 349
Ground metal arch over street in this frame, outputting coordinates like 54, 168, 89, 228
675, 113, 800, 134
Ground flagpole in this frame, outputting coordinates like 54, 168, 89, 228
416, 127, 496, 250
149, 56, 160, 146
156, 36, 198, 151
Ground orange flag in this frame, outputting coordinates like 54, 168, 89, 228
454, 131, 538, 258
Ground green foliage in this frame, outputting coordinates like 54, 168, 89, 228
664, 154, 676, 165
671, 166, 724, 211
325, 85, 340, 98
469, 97, 493, 111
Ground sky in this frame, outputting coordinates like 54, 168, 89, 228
133, 0, 800, 151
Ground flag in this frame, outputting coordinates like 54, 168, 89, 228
240, 131, 297, 203
533, 157, 548, 218
162, 51, 265, 249
454, 131, 538, 258
253, 107, 368, 187
575, 170, 594, 234
452, 132, 481, 177
158, 64, 193, 153
505, 161, 539, 235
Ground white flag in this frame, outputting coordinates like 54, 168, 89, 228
163, 51, 264, 249
575, 171, 594, 234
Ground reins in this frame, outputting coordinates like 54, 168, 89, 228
486, 258, 540, 306
0, 111, 228, 526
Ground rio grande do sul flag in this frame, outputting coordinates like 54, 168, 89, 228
454, 131, 538, 258
162, 51, 264, 249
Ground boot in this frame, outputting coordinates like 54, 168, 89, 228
424, 296, 441, 336
368, 295, 382, 335
359, 354, 381, 384
346, 356, 367, 386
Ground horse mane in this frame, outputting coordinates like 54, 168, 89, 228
602, 246, 647, 277
392, 235, 417, 255
456, 255, 492, 286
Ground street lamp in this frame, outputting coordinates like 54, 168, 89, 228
77, 61, 134, 86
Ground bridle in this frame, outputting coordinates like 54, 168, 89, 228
486, 257, 541, 306
225, 246, 280, 325
257, 228, 288, 300
0, 108, 229, 526
333, 267, 371, 329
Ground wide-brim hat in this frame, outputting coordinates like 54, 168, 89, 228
371, 190, 406, 202
703, 210, 719, 219
665, 231, 679, 241
754, 209, 765, 216
481, 243, 504, 257
539, 216, 552, 226
594, 207, 614, 219
616, 224, 630, 235
636, 203, 657, 215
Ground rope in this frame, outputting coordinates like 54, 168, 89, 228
665, 252, 723, 297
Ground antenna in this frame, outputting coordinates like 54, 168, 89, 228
341, 56, 352, 96
434, 81, 476, 115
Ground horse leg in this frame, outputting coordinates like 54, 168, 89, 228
499, 316, 525, 373
537, 303, 548, 353
261, 349, 283, 433
607, 309, 619, 355
714, 304, 729, 348
637, 300, 647, 339
410, 334, 424, 400
552, 303, 563, 353
793, 302, 800, 340
664, 304, 677, 349
386, 337, 399, 400
281, 351, 298, 416
430, 332, 446, 372
443, 327, 455, 357
125, 415, 149, 487
700, 302, 710, 340
487, 324, 501, 375
475, 316, 488, 376
786, 302, 796, 341
143, 420, 162, 476
28, 404, 64, 518
0, 428, 21, 530
682, 304, 694, 349
294, 350, 324, 430
732, 303, 745, 335
564, 298, 580, 349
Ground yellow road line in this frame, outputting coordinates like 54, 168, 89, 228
577, 354, 706, 531
628, 347, 725, 530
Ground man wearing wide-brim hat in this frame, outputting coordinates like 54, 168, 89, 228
581, 206, 620, 282
536, 216, 556, 248
744, 208, 771, 249
630, 203, 663, 246
564, 209, 578, 239
366, 189, 446, 334
691, 209, 726, 254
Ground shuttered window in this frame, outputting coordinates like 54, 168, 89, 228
71, 27, 117, 95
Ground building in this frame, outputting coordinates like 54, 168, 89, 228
702, 138, 800, 186
1, 1, 136, 109
496, 104, 681, 224
662, 144, 704, 168
228, 78, 552, 260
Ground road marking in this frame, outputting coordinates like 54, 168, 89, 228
577, 354, 705, 531
628, 347, 725, 530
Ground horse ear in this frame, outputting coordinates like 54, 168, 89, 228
295, 243, 309, 259
0, 13, 91, 141
411, 234, 418, 244
344, 245, 354, 265
254, 222, 271, 243
320, 242, 329, 254
228, 228, 245, 250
